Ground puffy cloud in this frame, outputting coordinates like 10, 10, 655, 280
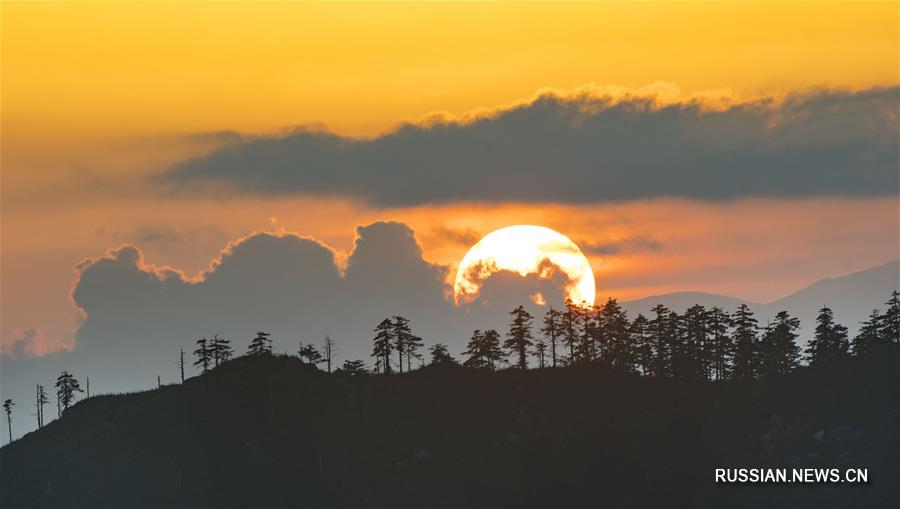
165, 86, 899, 205
67, 222, 555, 370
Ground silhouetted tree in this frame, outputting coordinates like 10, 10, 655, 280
731, 304, 759, 381
322, 334, 336, 373
630, 314, 651, 376
248, 331, 273, 356
372, 319, 394, 374
55, 371, 83, 412
429, 343, 457, 365
210, 334, 233, 366
505, 305, 534, 369
531, 337, 548, 368
178, 349, 185, 383
405, 334, 424, 372
36, 384, 48, 429
879, 290, 900, 344
337, 359, 367, 375
707, 307, 733, 381
463, 329, 504, 370
298, 341, 323, 366
759, 311, 801, 377
853, 309, 884, 355
806, 306, 849, 365
3, 399, 13, 443
598, 298, 634, 372
572, 302, 597, 363
193, 337, 211, 373
678, 305, 708, 379
540, 307, 562, 367
648, 305, 672, 377
392, 316, 414, 373
560, 303, 579, 365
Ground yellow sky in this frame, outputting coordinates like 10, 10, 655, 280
2, 1, 899, 355
3, 1, 898, 146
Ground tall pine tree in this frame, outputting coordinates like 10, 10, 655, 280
759, 311, 801, 377
372, 319, 394, 374
504, 305, 534, 369
806, 307, 849, 365
731, 304, 759, 381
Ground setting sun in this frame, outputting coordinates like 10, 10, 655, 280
454, 225, 596, 307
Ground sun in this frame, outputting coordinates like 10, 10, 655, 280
453, 225, 596, 307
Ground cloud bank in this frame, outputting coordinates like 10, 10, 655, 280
166, 86, 899, 205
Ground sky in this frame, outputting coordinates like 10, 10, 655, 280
2, 2, 899, 434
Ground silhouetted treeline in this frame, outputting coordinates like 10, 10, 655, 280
442, 290, 900, 382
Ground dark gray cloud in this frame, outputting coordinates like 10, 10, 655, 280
67, 222, 550, 368
164, 87, 899, 205
580, 235, 664, 256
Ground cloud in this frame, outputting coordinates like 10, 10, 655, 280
425, 226, 482, 247
0, 327, 58, 359
61, 221, 572, 376
164, 86, 899, 205
580, 235, 664, 256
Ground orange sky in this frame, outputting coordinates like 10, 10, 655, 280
2, 1, 899, 356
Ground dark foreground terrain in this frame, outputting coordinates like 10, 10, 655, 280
1, 353, 897, 508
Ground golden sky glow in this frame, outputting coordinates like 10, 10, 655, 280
1, 2, 898, 357
3, 1, 898, 145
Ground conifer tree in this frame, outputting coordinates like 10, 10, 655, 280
560, 303, 579, 365
3, 399, 13, 443
247, 331, 273, 356
505, 305, 534, 369
463, 329, 504, 369
678, 305, 708, 380
193, 337, 211, 373
209, 334, 233, 367
630, 314, 652, 376
55, 371, 83, 412
540, 307, 562, 367
648, 305, 672, 377
372, 319, 394, 374
731, 304, 759, 380
707, 307, 733, 380
405, 334, 424, 372
598, 298, 633, 371
391, 316, 413, 373
429, 343, 457, 365
337, 359, 367, 375
806, 306, 849, 365
758, 311, 801, 377
298, 341, 323, 366
574, 302, 597, 363
853, 309, 884, 355
879, 290, 900, 344
531, 337, 548, 368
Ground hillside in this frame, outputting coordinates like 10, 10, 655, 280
1, 354, 898, 508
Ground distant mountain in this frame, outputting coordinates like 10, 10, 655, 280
763, 260, 899, 339
622, 260, 899, 341
621, 291, 751, 317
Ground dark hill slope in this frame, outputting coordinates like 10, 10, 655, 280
1, 354, 897, 508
